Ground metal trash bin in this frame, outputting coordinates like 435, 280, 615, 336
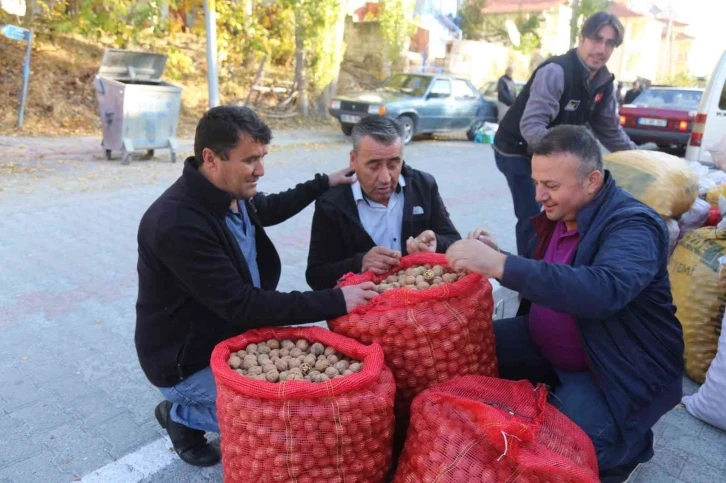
93, 49, 182, 165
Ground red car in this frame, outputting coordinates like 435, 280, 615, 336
619, 87, 703, 150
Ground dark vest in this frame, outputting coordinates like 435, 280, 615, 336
495, 49, 615, 157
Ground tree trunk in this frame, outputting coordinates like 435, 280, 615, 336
315, 2, 348, 117
294, 5, 309, 117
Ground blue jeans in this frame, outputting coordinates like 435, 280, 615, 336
493, 316, 654, 472
494, 150, 541, 256
158, 367, 219, 433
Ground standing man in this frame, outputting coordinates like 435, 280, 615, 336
497, 65, 517, 122
306, 115, 461, 290
624, 81, 641, 104
494, 11, 636, 256
448, 126, 683, 483
135, 106, 378, 467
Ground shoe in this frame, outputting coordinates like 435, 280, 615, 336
155, 401, 220, 467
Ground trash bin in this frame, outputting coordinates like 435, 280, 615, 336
93, 49, 182, 165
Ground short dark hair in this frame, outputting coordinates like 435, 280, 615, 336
532, 125, 603, 180
581, 11, 625, 48
194, 106, 272, 162
351, 115, 405, 151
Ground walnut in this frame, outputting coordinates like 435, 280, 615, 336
289, 348, 303, 358
295, 339, 310, 351
265, 370, 279, 382
310, 342, 325, 356
334, 360, 349, 373
228, 355, 242, 369
247, 366, 263, 376
326, 354, 339, 365
314, 359, 330, 372
349, 363, 362, 373
324, 367, 339, 378
280, 339, 295, 350
300, 363, 312, 376
303, 354, 317, 366
274, 358, 288, 372
258, 344, 271, 355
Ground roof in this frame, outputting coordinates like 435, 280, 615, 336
482, 0, 566, 15
606, 3, 645, 18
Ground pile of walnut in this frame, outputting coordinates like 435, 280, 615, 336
228, 339, 363, 383
376, 264, 466, 293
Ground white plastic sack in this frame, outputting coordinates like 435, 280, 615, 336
678, 198, 711, 238
708, 135, 726, 171
683, 310, 726, 430
688, 161, 716, 196
663, 217, 680, 257
707, 169, 726, 185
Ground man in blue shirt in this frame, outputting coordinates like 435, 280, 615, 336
136, 106, 378, 467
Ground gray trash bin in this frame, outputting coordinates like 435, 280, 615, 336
93, 49, 182, 165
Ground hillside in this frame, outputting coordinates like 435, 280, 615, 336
0, 32, 351, 137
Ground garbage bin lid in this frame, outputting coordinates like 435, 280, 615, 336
98, 49, 168, 83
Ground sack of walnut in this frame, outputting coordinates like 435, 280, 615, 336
394, 377, 599, 483
328, 253, 497, 416
210, 326, 396, 483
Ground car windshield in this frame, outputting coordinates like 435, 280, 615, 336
633, 89, 703, 109
380, 74, 432, 97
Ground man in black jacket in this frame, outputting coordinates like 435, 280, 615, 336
494, 11, 636, 256
135, 106, 377, 467
497, 65, 517, 121
306, 115, 461, 290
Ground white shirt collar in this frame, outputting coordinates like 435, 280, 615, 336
351, 174, 406, 203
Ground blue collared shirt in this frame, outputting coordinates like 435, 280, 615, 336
351, 175, 406, 251
225, 200, 261, 288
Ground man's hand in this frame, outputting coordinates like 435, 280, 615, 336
362, 246, 401, 275
467, 228, 499, 251
340, 282, 378, 312
328, 167, 356, 187
446, 239, 507, 279
406, 230, 437, 254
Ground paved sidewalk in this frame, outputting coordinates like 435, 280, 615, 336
0, 135, 724, 483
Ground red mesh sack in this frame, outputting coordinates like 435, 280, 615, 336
211, 326, 396, 483
329, 253, 497, 414
394, 376, 599, 483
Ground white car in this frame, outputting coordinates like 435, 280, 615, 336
686, 49, 726, 165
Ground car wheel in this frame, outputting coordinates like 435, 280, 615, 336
340, 123, 354, 136
398, 115, 415, 144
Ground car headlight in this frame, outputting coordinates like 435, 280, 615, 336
369, 104, 387, 115
330, 100, 341, 110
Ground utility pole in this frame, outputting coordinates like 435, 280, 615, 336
204, 0, 221, 108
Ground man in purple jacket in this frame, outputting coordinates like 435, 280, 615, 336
447, 126, 683, 483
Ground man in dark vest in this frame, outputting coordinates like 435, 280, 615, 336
494, 11, 636, 256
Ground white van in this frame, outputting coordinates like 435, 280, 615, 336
686, 49, 726, 164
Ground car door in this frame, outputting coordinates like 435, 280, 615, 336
450, 79, 482, 129
417, 78, 454, 132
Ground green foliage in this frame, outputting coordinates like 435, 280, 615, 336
570, 0, 612, 47
483, 13, 542, 54
459, 0, 487, 41
661, 71, 700, 87
34, 0, 172, 48
379, 0, 417, 67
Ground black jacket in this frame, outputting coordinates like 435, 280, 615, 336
495, 48, 615, 157
135, 157, 347, 387
306, 164, 461, 290
497, 74, 517, 106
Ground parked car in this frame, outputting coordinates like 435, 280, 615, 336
686, 49, 726, 165
467, 79, 526, 140
619, 87, 704, 151
328, 73, 482, 144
